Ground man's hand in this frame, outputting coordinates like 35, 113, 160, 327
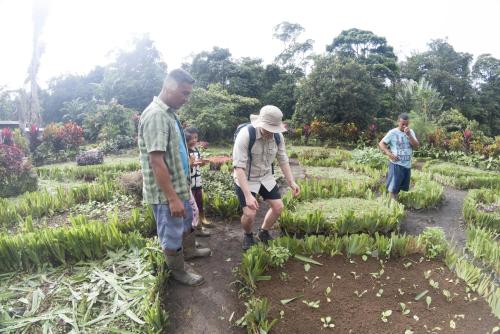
245, 194, 259, 210
290, 181, 300, 197
403, 126, 412, 136
388, 152, 399, 161
169, 196, 185, 218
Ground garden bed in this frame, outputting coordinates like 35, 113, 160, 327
253, 254, 498, 334
237, 233, 500, 334
423, 162, 500, 190
463, 188, 500, 232
280, 197, 404, 236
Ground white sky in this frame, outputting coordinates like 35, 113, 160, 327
1, 0, 499, 89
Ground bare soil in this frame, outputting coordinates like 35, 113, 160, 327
256, 254, 499, 334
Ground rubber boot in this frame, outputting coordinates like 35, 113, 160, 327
184, 232, 211, 260
165, 251, 204, 286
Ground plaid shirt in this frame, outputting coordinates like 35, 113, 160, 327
138, 97, 190, 204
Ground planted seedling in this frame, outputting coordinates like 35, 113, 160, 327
405, 330, 414, 334
413, 315, 419, 322
350, 271, 360, 280
280, 310, 285, 319
450, 320, 456, 329
424, 270, 432, 279
380, 310, 392, 322
399, 302, 410, 315
376, 289, 384, 297
429, 279, 439, 289
324, 286, 332, 303
398, 288, 405, 295
280, 272, 289, 282
442, 289, 453, 302
362, 254, 368, 262
370, 268, 384, 279
332, 273, 341, 280
354, 290, 367, 298
304, 263, 311, 272
302, 300, 320, 309
321, 316, 335, 329
425, 296, 432, 309
404, 262, 412, 268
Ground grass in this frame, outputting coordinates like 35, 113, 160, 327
294, 148, 352, 167
280, 197, 404, 236
305, 167, 373, 182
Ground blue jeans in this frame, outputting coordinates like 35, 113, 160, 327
152, 201, 193, 250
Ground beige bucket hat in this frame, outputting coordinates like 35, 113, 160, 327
250, 105, 287, 133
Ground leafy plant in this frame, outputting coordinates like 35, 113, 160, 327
320, 316, 335, 329
236, 297, 277, 334
302, 300, 320, 308
463, 189, 500, 232
268, 246, 291, 268
380, 310, 392, 322
418, 227, 448, 259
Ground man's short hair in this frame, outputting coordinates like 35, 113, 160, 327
164, 68, 195, 88
399, 113, 410, 121
184, 126, 199, 141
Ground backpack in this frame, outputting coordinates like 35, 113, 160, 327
234, 123, 281, 180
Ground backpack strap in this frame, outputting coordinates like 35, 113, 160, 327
271, 133, 281, 175
246, 125, 256, 181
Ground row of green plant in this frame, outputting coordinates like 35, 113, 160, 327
0, 181, 118, 228
462, 188, 500, 232
293, 148, 352, 167
423, 161, 500, 189
466, 226, 499, 276
36, 161, 140, 181
0, 241, 169, 333
0, 206, 156, 273
238, 229, 499, 334
202, 169, 240, 219
397, 172, 444, 209
279, 196, 404, 237
304, 166, 380, 189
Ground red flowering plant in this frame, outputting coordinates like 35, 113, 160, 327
463, 129, 473, 153
0, 143, 37, 196
28, 124, 42, 152
1, 128, 13, 145
58, 122, 84, 150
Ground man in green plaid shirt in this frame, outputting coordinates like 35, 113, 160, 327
139, 69, 209, 286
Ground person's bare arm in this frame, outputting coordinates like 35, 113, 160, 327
149, 151, 185, 217
378, 140, 399, 161
404, 128, 420, 148
234, 167, 259, 210
279, 163, 300, 197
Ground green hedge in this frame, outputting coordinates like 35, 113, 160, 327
423, 162, 500, 189
462, 188, 500, 232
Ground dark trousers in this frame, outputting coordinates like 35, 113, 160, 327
192, 187, 204, 214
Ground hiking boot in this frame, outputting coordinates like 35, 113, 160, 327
183, 232, 212, 260
165, 252, 204, 286
242, 233, 256, 251
257, 229, 273, 245
194, 226, 211, 237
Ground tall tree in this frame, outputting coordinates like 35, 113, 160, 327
294, 55, 380, 128
273, 21, 314, 73
101, 35, 167, 112
401, 39, 475, 118
0, 87, 16, 120
184, 47, 235, 89
326, 28, 398, 82
25, 0, 50, 126
472, 54, 500, 135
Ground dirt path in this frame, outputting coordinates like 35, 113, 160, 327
163, 160, 305, 333
400, 186, 468, 249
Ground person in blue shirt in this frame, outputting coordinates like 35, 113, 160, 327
378, 113, 420, 200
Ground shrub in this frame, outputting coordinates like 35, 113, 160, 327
76, 149, 104, 166
12, 128, 29, 153
0, 144, 37, 197
0, 127, 13, 145
99, 135, 136, 154
58, 122, 84, 149
423, 162, 500, 189
351, 147, 387, 169
118, 171, 143, 200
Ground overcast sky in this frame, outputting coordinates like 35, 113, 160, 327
1, 0, 499, 89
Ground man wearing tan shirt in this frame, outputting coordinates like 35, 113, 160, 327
232, 105, 300, 250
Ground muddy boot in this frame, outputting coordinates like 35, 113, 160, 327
184, 232, 211, 260
194, 225, 211, 237
165, 251, 204, 286
200, 212, 214, 228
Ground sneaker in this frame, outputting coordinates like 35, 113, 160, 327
242, 233, 256, 251
257, 229, 273, 245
